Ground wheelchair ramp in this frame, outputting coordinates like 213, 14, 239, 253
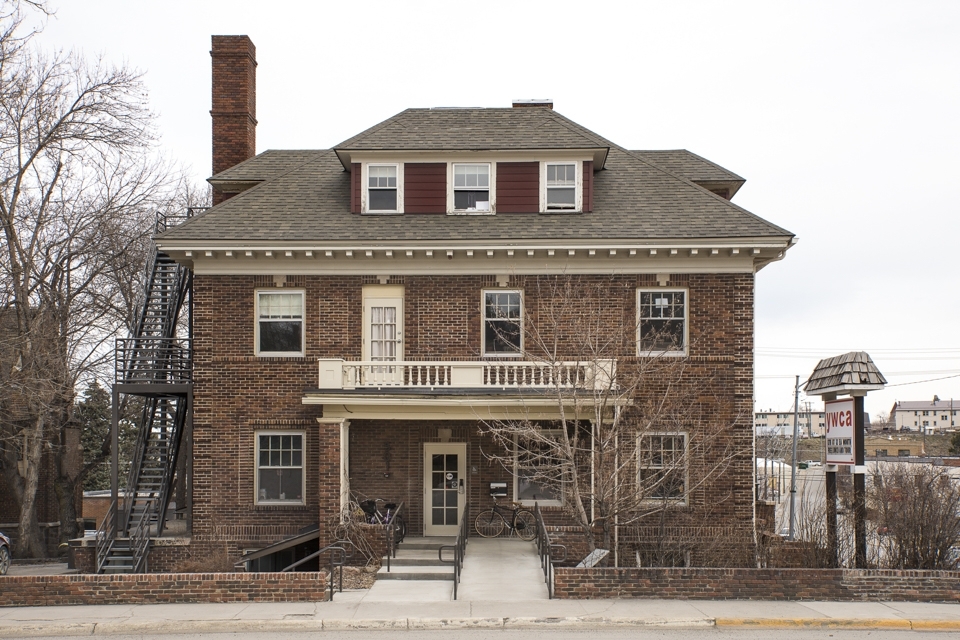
456, 537, 548, 600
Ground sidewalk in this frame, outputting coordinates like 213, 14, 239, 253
2, 597, 960, 636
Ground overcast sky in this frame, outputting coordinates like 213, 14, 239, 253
29, 1, 960, 419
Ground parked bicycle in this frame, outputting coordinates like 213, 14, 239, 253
359, 498, 407, 543
474, 497, 536, 540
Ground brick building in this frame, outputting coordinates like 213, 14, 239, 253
132, 35, 795, 570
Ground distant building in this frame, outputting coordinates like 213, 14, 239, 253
754, 410, 826, 437
890, 399, 959, 433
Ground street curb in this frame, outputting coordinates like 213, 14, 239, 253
3, 615, 960, 636
0, 616, 715, 637
0, 622, 96, 638
716, 617, 912, 629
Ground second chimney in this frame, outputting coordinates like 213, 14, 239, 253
211, 35, 257, 205
512, 98, 553, 109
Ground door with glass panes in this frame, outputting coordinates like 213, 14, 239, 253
423, 443, 466, 536
362, 287, 403, 382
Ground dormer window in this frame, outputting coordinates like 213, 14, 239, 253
367, 164, 399, 213
546, 163, 577, 210
453, 163, 491, 213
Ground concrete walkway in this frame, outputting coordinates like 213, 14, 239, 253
457, 537, 548, 600
2, 598, 960, 636
360, 536, 546, 602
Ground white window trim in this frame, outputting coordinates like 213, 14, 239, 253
255, 289, 305, 357
482, 288, 523, 357
540, 161, 582, 212
255, 430, 306, 506
636, 288, 689, 357
448, 162, 496, 215
637, 432, 689, 506
363, 162, 404, 214
514, 430, 564, 507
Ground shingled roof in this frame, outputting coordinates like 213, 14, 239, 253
159, 107, 794, 248
632, 149, 744, 182
335, 108, 610, 153
804, 352, 887, 396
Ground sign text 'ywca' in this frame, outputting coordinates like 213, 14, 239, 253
824, 397, 855, 465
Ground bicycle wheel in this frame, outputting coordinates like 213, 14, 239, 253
474, 509, 505, 537
513, 510, 537, 540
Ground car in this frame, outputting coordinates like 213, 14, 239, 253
0, 531, 10, 575
804, 460, 822, 467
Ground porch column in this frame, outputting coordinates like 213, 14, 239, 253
317, 418, 351, 520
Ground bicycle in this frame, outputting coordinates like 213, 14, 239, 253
359, 498, 407, 543
474, 497, 537, 540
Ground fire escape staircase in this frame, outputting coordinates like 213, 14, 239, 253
96, 210, 200, 573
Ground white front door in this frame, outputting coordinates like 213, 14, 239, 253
423, 443, 467, 536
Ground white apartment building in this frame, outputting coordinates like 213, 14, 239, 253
890, 398, 959, 433
754, 410, 826, 437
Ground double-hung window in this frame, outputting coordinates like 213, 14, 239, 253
256, 431, 304, 504
637, 289, 687, 355
545, 163, 577, 210
638, 433, 687, 502
367, 164, 399, 213
483, 290, 522, 356
453, 163, 490, 212
256, 290, 304, 356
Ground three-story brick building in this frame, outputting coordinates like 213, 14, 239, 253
148, 35, 794, 569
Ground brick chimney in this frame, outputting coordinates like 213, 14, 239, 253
211, 35, 257, 205
512, 99, 553, 109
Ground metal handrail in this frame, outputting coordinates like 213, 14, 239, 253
95, 501, 117, 573
129, 504, 152, 573
439, 504, 469, 600
534, 503, 566, 599
281, 543, 351, 601
385, 502, 404, 572
116, 338, 193, 384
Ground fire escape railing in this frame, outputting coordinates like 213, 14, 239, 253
97, 208, 197, 574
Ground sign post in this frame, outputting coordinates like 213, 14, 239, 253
804, 352, 885, 570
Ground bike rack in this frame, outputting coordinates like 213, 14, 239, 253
439, 504, 469, 600
534, 503, 566, 599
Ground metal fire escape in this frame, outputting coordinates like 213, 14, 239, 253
96, 209, 199, 573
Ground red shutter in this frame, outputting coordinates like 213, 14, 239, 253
496, 162, 539, 213
351, 163, 361, 214
404, 163, 446, 213
583, 160, 593, 212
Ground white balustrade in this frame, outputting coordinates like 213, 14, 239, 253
317, 359, 616, 391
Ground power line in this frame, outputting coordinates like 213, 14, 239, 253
885, 373, 960, 388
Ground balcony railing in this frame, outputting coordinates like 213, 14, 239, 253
317, 358, 615, 391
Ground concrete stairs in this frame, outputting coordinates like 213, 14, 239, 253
375, 536, 455, 581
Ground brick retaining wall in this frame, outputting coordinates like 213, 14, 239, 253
0, 572, 329, 607
553, 567, 960, 602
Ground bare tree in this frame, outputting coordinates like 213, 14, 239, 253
870, 463, 960, 570
480, 275, 744, 565
0, 1, 190, 555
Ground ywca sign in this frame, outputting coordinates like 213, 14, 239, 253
824, 398, 855, 465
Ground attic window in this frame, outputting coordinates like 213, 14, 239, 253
453, 164, 490, 212
367, 164, 399, 212
546, 163, 576, 209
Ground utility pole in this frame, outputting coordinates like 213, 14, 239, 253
789, 375, 799, 540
